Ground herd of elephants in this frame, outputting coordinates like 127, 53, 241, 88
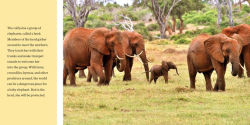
63, 24, 250, 91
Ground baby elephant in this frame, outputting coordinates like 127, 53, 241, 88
149, 61, 179, 83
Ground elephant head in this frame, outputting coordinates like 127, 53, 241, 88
167, 61, 179, 75
204, 34, 243, 76
88, 28, 126, 72
123, 31, 150, 81
162, 61, 179, 75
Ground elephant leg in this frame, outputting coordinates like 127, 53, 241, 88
103, 56, 113, 85
92, 64, 105, 85
68, 66, 76, 86
63, 64, 68, 85
154, 76, 158, 83
243, 46, 250, 77
238, 54, 244, 78
149, 72, 154, 83
79, 70, 86, 78
163, 72, 169, 84
187, 58, 197, 89
203, 70, 213, 91
90, 51, 105, 85
123, 57, 132, 81
87, 66, 98, 82
213, 62, 226, 91
87, 71, 92, 82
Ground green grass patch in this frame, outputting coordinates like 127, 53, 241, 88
64, 44, 250, 125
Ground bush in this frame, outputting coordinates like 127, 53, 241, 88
147, 23, 159, 31
118, 10, 139, 21
99, 13, 113, 21
242, 5, 250, 13
63, 16, 75, 36
174, 38, 190, 44
134, 23, 152, 40
86, 20, 106, 28
88, 13, 98, 21
183, 9, 217, 25
106, 24, 116, 30
243, 16, 250, 25
201, 26, 220, 35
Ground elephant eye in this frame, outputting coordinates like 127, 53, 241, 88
226, 48, 231, 53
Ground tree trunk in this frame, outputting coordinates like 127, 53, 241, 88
215, 0, 222, 28
179, 16, 184, 34
172, 16, 176, 32
160, 23, 167, 38
166, 24, 173, 36
239, 0, 242, 9
227, 0, 234, 26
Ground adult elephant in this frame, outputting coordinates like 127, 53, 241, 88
63, 27, 126, 86
187, 33, 248, 91
222, 24, 250, 77
120, 31, 150, 81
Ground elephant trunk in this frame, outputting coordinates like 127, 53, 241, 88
138, 49, 149, 81
175, 67, 179, 75
231, 57, 240, 76
114, 49, 126, 72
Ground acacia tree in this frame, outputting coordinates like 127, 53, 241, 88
64, 0, 97, 27
144, 0, 182, 38
227, 0, 234, 26
171, 0, 204, 33
215, 0, 222, 27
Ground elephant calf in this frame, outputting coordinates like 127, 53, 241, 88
149, 61, 179, 83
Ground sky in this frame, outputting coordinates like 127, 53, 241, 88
108, 0, 134, 6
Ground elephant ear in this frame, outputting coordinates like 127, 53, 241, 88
204, 35, 225, 63
231, 34, 246, 46
222, 25, 241, 37
88, 28, 110, 55
162, 61, 169, 71
167, 62, 176, 69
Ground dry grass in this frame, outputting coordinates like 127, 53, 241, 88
64, 43, 250, 125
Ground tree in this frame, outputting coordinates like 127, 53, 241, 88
171, 0, 204, 33
144, 0, 182, 38
227, 0, 234, 26
215, 0, 222, 27
64, 0, 97, 27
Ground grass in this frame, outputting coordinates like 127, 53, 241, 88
64, 43, 250, 125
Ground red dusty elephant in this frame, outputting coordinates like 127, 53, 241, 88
187, 33, 248, 91
86, 30, 150, 82
222, 24, 250, 77
63, 27, 126, 86
118, 31, 150, 81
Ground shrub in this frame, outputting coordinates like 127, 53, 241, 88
88, 13, 98, 21
183, 9, 217, 25
106, 24, 116, 30
147, 23, 159, 31
201, 26, 220, 35
134, 23, 152, 40
86, 20, 106, 28
99, 13, 113, 21
242, 5, 250, 13
118, 10, 139, 21
63, 16, 75, 36
174, 38, 190, 44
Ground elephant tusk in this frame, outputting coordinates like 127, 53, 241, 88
116, 54, 125, 60
125, 53, 136, 58
115, 50, 125, 60
136, 51, 143, 56
136, 56, 144, 64
239, 63, 245, 70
